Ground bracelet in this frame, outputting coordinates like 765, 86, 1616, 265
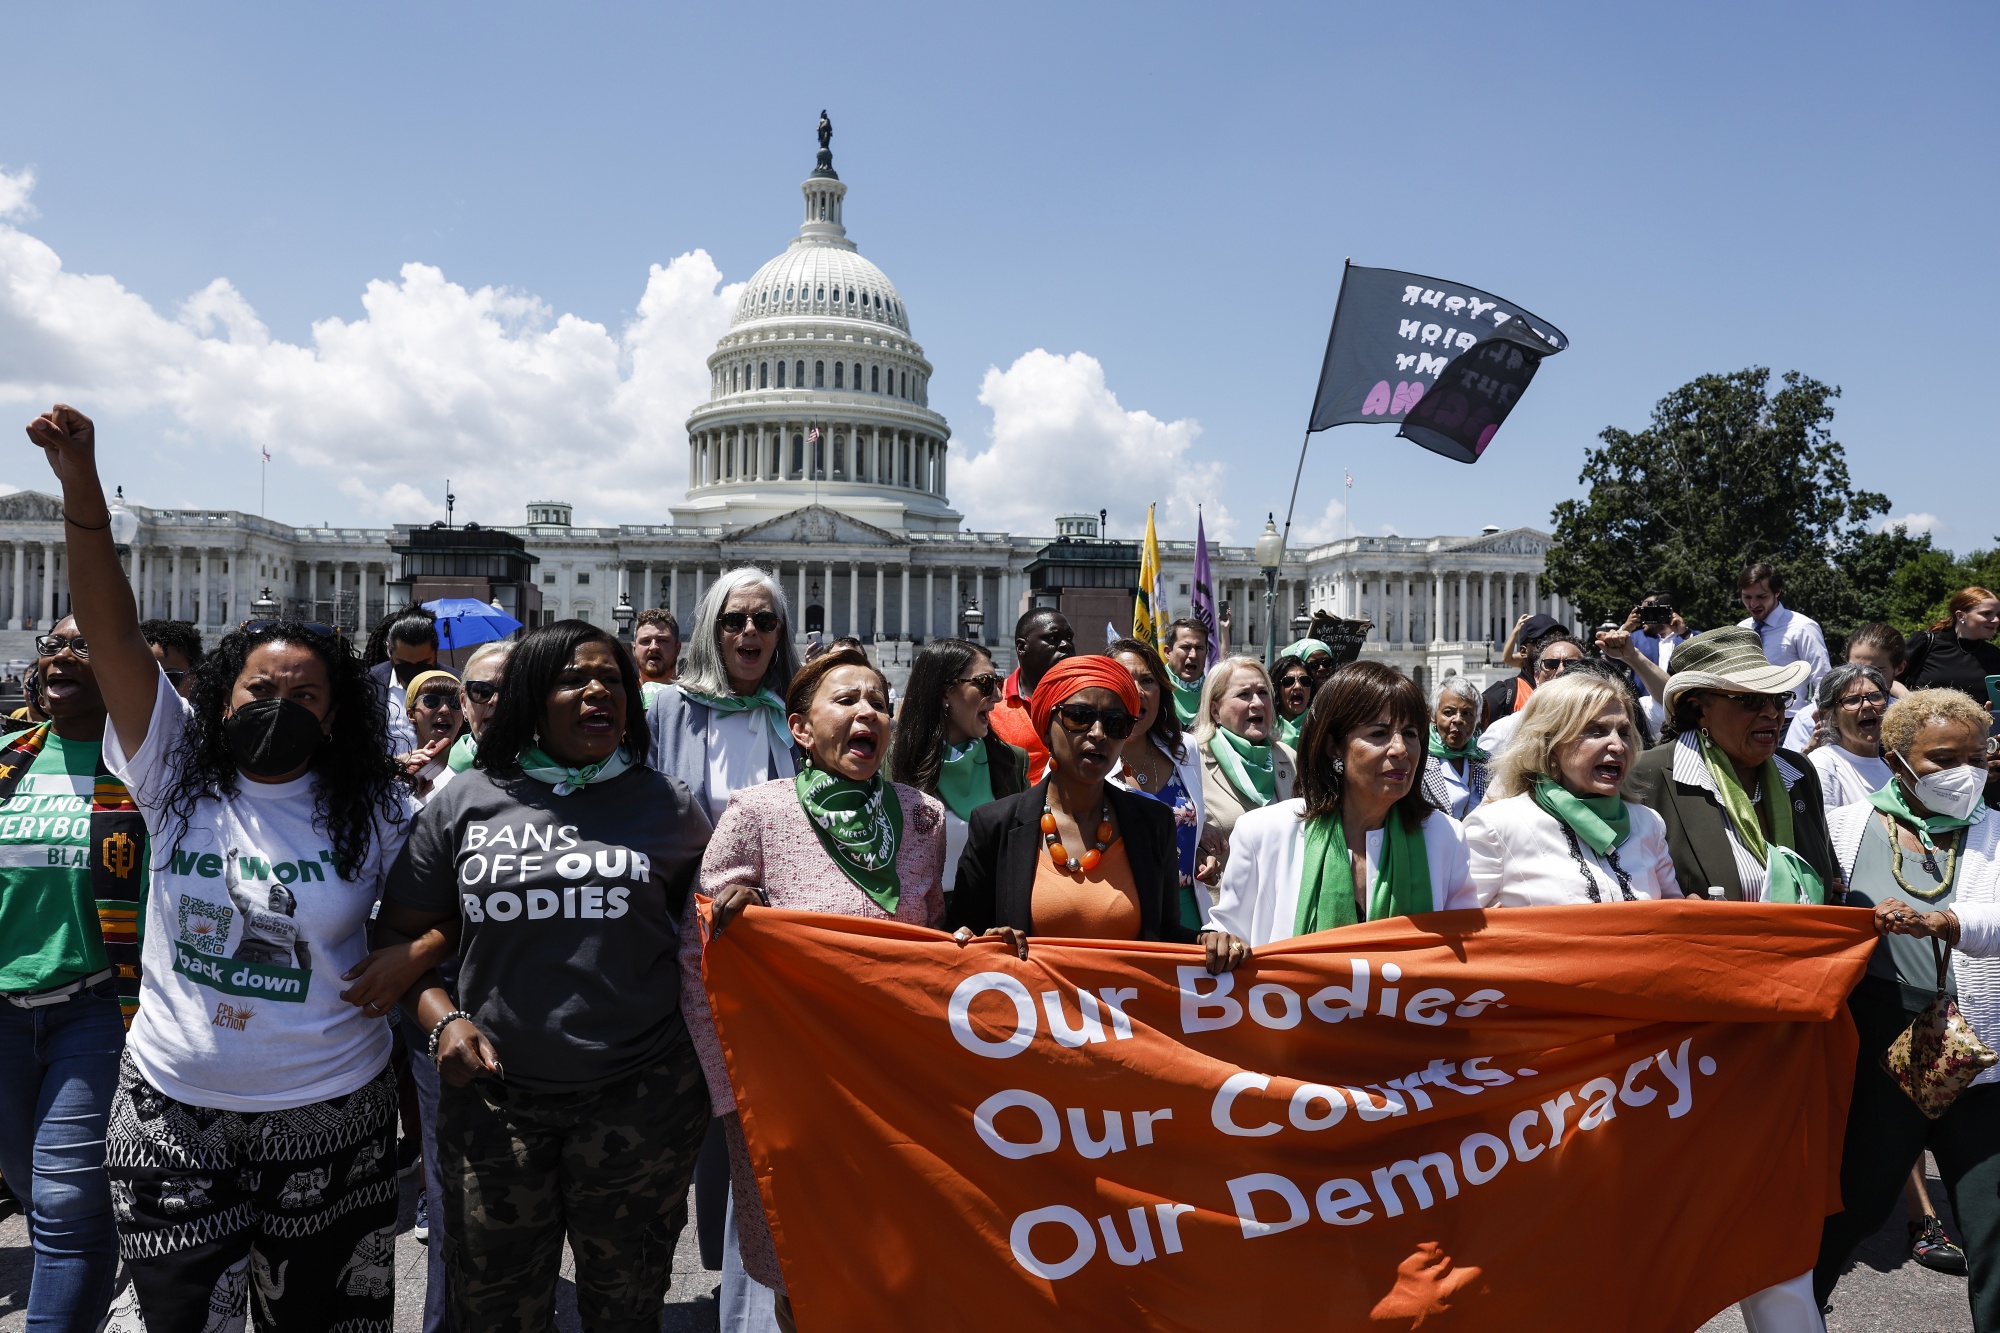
62, 510, 110, 531
427, 1010, 472, 1060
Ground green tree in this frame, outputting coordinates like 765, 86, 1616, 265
1544, 368, 1889, 633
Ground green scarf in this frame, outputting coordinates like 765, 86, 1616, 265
1208, 728, 1278, 808
1169, 673, 1205, 729
1695, 733, 1823, 905
640, 680, 671, 711
1276, 714, 1303, 750
937, 738, 995, 822
519, 745, 631, 796
1868, 777, 1986, 849
1427, 726, 1488, 764
1532, 778, 1630, 856
1294, 812, 1434, 935
681, 685, 797, 778
795, 768, 904, 913
1280, 638, 1332, 662
446, 732, 478, 773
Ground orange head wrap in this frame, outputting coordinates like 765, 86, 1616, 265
1028, 654, 1144, 739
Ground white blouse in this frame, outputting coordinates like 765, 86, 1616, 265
1809, 744, 1892, 812
1209, 798, 1476, 947
1462, 792, 1682, 908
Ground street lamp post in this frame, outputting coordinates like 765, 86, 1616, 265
961, 597, 985, 644
1255, 514, 1285, 670
250, 588, 280, 622
1291, 605, 1312, 642
611, 592, 636, 643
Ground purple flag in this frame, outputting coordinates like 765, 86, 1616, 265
1190, 510, 1219, 668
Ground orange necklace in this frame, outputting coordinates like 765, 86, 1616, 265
1042, 800, 1118, 873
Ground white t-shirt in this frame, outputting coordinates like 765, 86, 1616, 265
1810, 745, 1892, 812
107, 674, 415, 1112
704, 708, 775, 823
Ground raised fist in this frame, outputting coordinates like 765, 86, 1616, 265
25, 404, 97, 487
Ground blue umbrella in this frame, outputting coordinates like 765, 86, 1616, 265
422, 598, 523, 652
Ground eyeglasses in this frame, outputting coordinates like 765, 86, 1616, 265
954, 672, 1003, 698
1836, 691, 1888, 711
1051, 703, 1136, 739
414, 691, 462, 710
717, 611, 781, 634
1536, 656, 1582, 676
1717, 691, 1789, 714
462, 679, 499, 704
35, 634, 87, 659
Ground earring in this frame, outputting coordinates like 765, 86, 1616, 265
1332, 757, 1345, 774
1698, 726, 1712, 741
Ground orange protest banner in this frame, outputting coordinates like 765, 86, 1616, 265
700, 901, 1876, 1331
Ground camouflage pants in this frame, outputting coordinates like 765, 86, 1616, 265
436, 1040, 710, 1333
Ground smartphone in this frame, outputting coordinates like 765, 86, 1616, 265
1985, 674, 2000, 712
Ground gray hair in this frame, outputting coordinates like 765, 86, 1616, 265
462, 640, 514, 680
1189, 655, 1274, 746
1810, 662, 1890, 752
675, 566, 801, 699
1434, 674, 1484, 728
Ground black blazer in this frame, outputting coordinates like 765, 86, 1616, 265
947, 779, 1196, 943
1626, 741, 1839, 901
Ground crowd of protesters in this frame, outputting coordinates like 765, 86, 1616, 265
9, 402, 2000, 1333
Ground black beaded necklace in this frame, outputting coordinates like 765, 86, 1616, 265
1555, 822, 1636, 903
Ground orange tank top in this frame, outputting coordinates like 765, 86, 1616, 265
1030, 839, 1142, 940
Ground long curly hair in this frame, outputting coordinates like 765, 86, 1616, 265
159, 622, 406, 881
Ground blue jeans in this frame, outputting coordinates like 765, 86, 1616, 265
0, 985, 124, 1333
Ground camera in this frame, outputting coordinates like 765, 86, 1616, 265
1638, 603, 1673, 628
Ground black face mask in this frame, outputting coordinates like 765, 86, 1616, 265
224, 698, 326, 778
392, 660, 429, 686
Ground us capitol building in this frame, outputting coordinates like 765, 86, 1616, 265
0, 121, 1578, 694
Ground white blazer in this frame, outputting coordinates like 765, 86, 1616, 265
1209, 798, 1476, 947
1462, 792, 1681, 908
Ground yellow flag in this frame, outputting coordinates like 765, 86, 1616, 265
1135, 503, 1164, 651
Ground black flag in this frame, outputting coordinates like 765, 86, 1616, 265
1306, 264, 1567, 463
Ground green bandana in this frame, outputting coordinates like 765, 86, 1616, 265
1276, 714, 1304, 751
1695, 733, 1823, 904
1295, 812, 1434, 935
1208, 728, 1278, 809
937, 738, 995, 822
1532, 778, 1630, 856
795, 768, 904, 913
1280, 638, 1332, 662
447, 732, 478, 773
641, 680, 671, 711
681, 686, 796, 778
1169, 673, 1205, 730
1427, 727, 1488, 764
518, 745, 632, 796
1868, 776, 1986, 848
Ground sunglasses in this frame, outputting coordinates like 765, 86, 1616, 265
35, 634, 88, 659
1052, 703, 1136, 740
954, 672, 1003, 699
415, 691, 462, 710
462, 679, 499, 704
717, 610, 781, 634
1536, 656, 1582, 676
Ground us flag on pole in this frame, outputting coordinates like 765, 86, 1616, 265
806, 423, 821, 446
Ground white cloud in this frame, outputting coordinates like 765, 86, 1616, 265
1291, 493, 1352, 546
954, 349, 1231, 542
1882, 512, 1942, 536
0, 166, 737, 525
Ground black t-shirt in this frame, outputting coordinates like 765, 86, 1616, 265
1904, 631, 2000, 705
384, 763, 711, 1093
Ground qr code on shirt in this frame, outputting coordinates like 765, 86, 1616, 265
177, 895, 233, 955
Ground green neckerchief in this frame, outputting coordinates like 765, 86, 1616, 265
795, 767, 904, 913
1276, 714, 1303, 751
641, 680, 671, 710
1868, 777, 1986, 850
1295, 812, 1434, 935
519, 745, 632, 796
1427, 726, 1488, 764
1695, 733, 1823, 904
1208, 728, 1277, 808
1169, 673, 1205, 729
936, 738, 995, 822
681, 685, 797, 778
1532, 778, 1630, 856
446, 733, 478, 773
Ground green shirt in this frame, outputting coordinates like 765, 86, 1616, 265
0, 734, 116, 991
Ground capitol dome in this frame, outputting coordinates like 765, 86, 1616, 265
674, 117, 958, 534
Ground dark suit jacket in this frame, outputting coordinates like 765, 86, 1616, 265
1626, 741, 1838, 901
946, 779, 1196, 942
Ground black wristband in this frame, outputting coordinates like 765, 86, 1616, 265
62, 510, 110, 531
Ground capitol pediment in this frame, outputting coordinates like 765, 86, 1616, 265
0, 490, 64, 522
724, 504, 903, 548
1451, 527, 1551, 556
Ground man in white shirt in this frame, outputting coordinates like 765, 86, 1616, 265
1737, 562, 1830, 718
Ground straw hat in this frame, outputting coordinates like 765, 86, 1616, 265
1660, 627, 1811, 710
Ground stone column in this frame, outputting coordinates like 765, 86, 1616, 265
847, 562, 859, 638
899, 565, 910, 641
948, 568, 959, 638
639, 562, 653, 609
196, 549, 211, 629
1432, 573, 1445, 646
333, 562, 346, 631
7, 541, 21, 630
693, 565, 705, 605
873, 564, 884, 641
925, 568, 935, 640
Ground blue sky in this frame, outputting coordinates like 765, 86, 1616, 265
1, 2, 1992, 552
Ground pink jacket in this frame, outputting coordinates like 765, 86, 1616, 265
680, 776, 946, 1114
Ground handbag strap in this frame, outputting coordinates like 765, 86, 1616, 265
1933, 936, 1953, 999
